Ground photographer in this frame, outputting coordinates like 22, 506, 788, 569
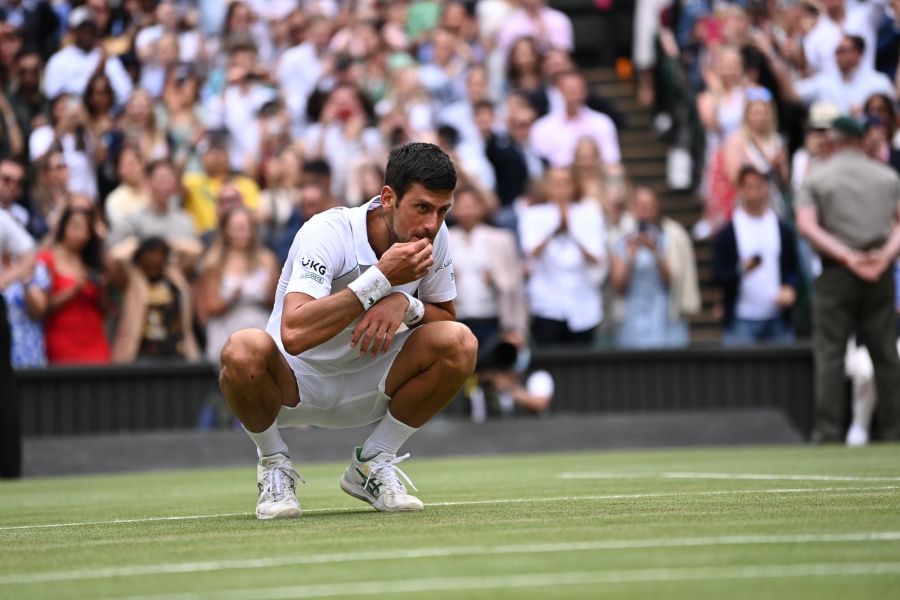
713, 165, 799, 345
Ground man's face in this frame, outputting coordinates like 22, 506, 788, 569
149, 165, 176, 200
73, 23, 97, 52
0, 161, 25, 206
740, 172, 770, 209
16, 54, 41, 91
384, 183, 453, 243
835, 39, 860, 73
559, 74, 586, 109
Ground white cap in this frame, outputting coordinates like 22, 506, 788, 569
68, 6, 96, 29
29, 125, 55, 162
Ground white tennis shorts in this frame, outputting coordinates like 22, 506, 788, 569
276, 329, 414, 429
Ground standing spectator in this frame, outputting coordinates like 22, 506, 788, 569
37, 204, 110, 364
504, 36, 550, 116
108, 159, 202, 272
713, 166, 800, 345
182, 133, 261, 238
0, 78, 24, 161
485, 97, 543, 229
42, 7, 133, 106
120, 90, 171, 163
2, 258, 50, 369
104, 144, 149, 231
0, 194, 35, 479
81, 72, 120, 201
112, 237, 200, 363
0, 0, 59, 61
157, 63, 206, 174
796, 116, 900, 442
519, 166, 606, 345
196, 206, 278, 365
7, 51, 48, 143
448, 185, 527, 348
276, 15, 332, 130
611, 186, 699, 348
258, 147, 302, 250
496, 0, 574, 54
862, 93, 900, 173
529, 70, 621, 168
30, 149, 70, 233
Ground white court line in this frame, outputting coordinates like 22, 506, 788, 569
3, 532, 899, 585
108, 562, 900, 600
2, 486, 898, 532
559, 472, 900, 482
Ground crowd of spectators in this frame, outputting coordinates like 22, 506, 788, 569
0, 0, 693, 383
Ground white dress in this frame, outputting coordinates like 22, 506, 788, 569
205, 266, 272, 364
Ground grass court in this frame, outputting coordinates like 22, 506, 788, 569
2, 444, 899, 599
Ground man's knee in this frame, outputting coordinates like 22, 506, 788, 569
220, 329, 275, 386
436, 322, 478, 375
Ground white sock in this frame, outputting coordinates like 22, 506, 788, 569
361, 411, 418, 458
244, 421, 289, 459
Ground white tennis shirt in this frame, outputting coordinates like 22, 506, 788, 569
266, 197, 457, 367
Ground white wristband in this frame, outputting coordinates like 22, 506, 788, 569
399, 291, 425, 326
348, 266, 392, 310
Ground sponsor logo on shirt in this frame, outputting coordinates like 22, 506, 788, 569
434, 258, 452, 273
301, 257, 327, 275
300, 272, 324, 284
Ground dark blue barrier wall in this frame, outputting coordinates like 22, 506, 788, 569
16, 345, 815, 437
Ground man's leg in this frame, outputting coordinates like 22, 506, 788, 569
219, 328, 303, 519
339, 321, 477, 512
858, 272, 900, 441
812, 268, 859, 442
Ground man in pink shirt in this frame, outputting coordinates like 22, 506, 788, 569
496, 0, 574, 53
529, 70, 621, 168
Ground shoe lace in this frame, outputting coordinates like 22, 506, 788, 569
366, 453, 418, 495
262, 462, 305, 502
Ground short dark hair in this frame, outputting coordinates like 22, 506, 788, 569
737, 164, 765, 185
145, 158, 174, 178
845, 35, 865, 55
384, 142, 457, 201
133, 236, 171, 265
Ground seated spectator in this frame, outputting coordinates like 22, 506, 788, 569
108, 159, 202, 274
791, 101, 840, 195
29, 94, 98, 201
713, 166, 799, 345
7, 51, 49, 144
518, 166, 606, 346
448, 185, 527, 348
529, 69, 620, 169
104, 144, 149, 231
112, 237, 200, 363
861, 93, 900, 172
37, 204, 110, 364
182, 133, 261, 238
466, 338, 554, 422
611, 187, 699, 348
196, 206, 279, 365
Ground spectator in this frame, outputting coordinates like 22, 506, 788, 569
505, 36, 550, 116
37, 204, 110, 364
485, 97, 543, 229
157, 63, 206, 174
30, 148, 70, 234
722, 88, 789, 216
6, 51, 48, 143
0, 78, 24, 161
276, 15, 332, 130
861, 93, 900, 172
791, 101, 840, 195
112, 237, 200, 363
796, 116, 900, 442
29, 93, 98, 200
519, 166, 606, 346
182, 132, 260, 238
788, 35, 895, 116
104, 144, 149, 231
713, 166, 799, 345
468, 338, 554, 422
120, 90, 171, 164
42, 7, 132, 106
418, 27, 469, 107
258, 147, 302, 250
496, 0, 574, 54
529, 69, 621, 168
611, 186, 699, 348
274, 177, 338, 265
0, 0, 59, 61
345, 160, 386, 209
81, 72, 120, 200
448, 185, 527, 348
108, 159, 202, 273
2, 257, 50, 369
196, 206, 278, 365
0, 190, 35, 479
0, 158, 27, 228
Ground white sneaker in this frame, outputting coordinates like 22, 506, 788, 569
256, 453, 303, 520
339, 447, 424, 512
846, 423, 870, 447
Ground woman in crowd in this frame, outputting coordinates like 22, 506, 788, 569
2, 260, 51, 368
505, 36, 549, 117
82, 72, 122, 201
37, 204, 110, 364
862, 93, 900, 173
257, 147, 302, 250
157, 63, 206, 174
611, 187, 699, 348
31, 149, 71, 234
120, 89, 171, 164
104, 144, 149, 231
723, 88, 788, 216
518, 166, 606, 346
196, 206, 279, 365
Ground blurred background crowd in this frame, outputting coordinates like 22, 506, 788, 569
1, 0, 899, 429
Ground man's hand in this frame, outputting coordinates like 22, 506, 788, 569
775, 285, 796, 309
350, 292, 407, 356
376, 238, 433, 286
850, 250, 893, 283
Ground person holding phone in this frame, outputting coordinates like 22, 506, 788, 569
713, 165, 800, 345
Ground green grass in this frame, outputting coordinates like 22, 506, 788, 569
2, 445, 900, 599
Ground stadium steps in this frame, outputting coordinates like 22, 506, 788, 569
586, 67, 723, 343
